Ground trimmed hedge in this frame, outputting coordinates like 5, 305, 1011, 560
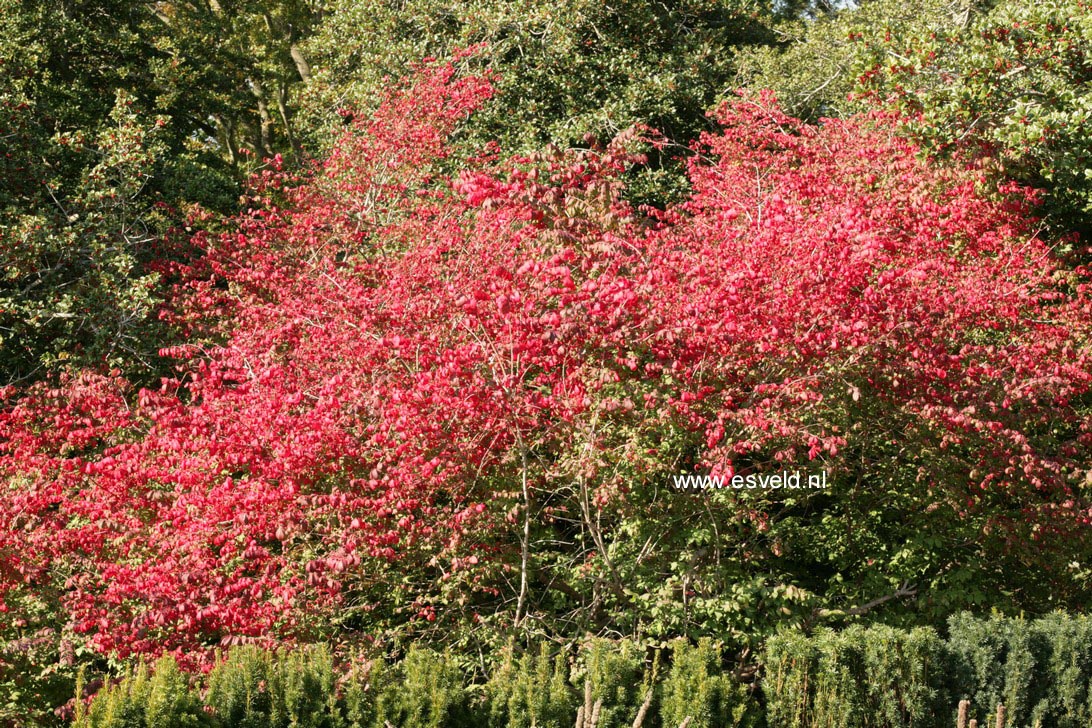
70, 614, 1092, 728
764, 613, 1092, 728
764, 625, 951, 728
74, 639, 755, 728
947, 612, 1092, 728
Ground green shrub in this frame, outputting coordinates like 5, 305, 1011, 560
204, 647, 277, 728
765, 629, 857, 728
204, 644, 342, 728
740, 0, 1092, 239
763, 625, 949, 728
280, 646, 342, 728
372, 645, 472, 728
343, 657, 385, 728
763, 631, 818, 728
947, 613, 1042, 727
301, 0, 780, 155
861, 626, 952, 727
661, 638, 760, 728
298, 0, 791, 208
74, 656, 207, 728
948, 612, 1092, 728
811, 630, 862, 728
1040, 613, 1092, 728
578, 639, 647, 728
65, 622, 1092, 728
486, 642, 575, 728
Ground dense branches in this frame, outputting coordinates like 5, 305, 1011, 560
4, 65, 1092, 679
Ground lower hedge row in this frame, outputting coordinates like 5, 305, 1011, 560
74, 613, 1092, 728
75, 638, 758, 728
765, 612, 1092, 728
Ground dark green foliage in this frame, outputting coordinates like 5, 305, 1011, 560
0, 0, 179, 382
372, 646, 472, 728
485, 642, 576, 728
143, 0, 318, 168
299, 0, 785, 206
0, 92, 172, 381
736, 0, 985, 121
946, 613, 1047, 728
74, 656, 209, 728
740, 0, 1092, 238
204, 644, 342, 728
855, 0, 1092, 239
0, 0, 317, 384
763, 625, 950, 728
303, 0, 779, 149
764, 616, 1092, 727
1041, 614, 1092, 728
0, 585, 83, 727
948, 613, 1092, 728
660, 638, 761, 728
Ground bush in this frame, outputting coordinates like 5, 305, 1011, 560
12, 53, 1092, 671
74, 656, 208, 728
577, 639, 648, 728
1041, 613, 1092, 728
485, 642, 576, 728
661, 638, 760, 728
204, 644, 341, 728
372, 645, 472, 728
948, 612, 1092, 728
342, 656, 385, 728
55, 623, 1092, 728
763, 625, 949, 728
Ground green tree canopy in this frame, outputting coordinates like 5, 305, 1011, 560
0, 0, 317, 383
739, 0, 1092, 238
299, 0, 788, 201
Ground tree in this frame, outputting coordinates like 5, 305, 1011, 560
149, 0, 319, 168
856, 0, 1092, 238
3, 61, 1092, 701
737, 0, 986, 121
298, 0, 784, 204
0, 0, 182, 382
0, 0, 320, 384
739, 0, 1092, 238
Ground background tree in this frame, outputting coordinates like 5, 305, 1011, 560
739, 0, 1092, 238
150, 0, 319, 168
736, 0, 986, 121
298, 0, 787, 203
5, 67, 1092, 690
0, 0, 318, 384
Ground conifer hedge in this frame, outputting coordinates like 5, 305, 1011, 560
70, 614, 1092, 728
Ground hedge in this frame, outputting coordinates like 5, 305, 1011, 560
70, 613, 1092, 728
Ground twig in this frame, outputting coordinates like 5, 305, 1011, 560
631, 688, 654, 728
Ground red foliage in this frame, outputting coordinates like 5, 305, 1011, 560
3, 67, 1092, 660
